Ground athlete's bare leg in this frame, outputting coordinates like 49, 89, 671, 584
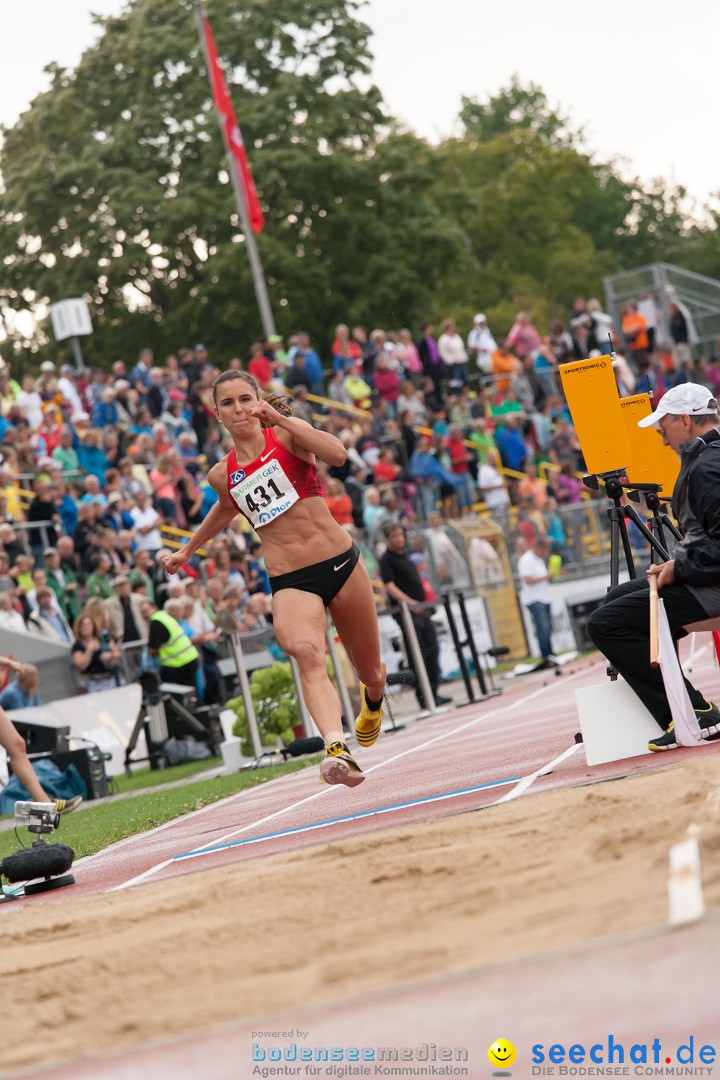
0, 708, 50, 803
272, 589, 345, 743
328, 558, 386, 701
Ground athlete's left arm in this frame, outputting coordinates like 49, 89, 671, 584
246, 401, 348, 466
278, 416, 348, 466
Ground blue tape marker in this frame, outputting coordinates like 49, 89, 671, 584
172, 775, 523, 862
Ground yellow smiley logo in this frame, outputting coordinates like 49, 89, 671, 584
488, 1039, 516, 1069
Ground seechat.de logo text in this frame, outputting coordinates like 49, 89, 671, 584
531, 1035, 717, 1076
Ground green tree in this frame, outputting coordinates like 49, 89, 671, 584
425, 79, 694, 339
228, 662, 300, 755
460, 76, 581, 148
1, 48, 709, 363
0, 0, 388, 359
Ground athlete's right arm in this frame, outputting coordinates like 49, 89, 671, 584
160, 463, 238, 573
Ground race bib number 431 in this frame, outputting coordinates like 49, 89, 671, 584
229, 458, 299, 528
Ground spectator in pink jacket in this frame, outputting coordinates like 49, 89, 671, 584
373, 353, 401, 415
506, 311, 541, 360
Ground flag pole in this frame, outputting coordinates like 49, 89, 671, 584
194, 5, 276, 339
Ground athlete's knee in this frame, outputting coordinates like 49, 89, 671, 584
284, 637, 327, 673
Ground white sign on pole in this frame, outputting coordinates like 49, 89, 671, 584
50, 298, 93, 341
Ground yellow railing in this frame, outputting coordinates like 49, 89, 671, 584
9, 406, 616, 566
306, 393, 368, 418
160, 524, 208, 557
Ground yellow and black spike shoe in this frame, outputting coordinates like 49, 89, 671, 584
319, 741, 365, 787
648, 702, 720, 751
354, 684, 384, 748
55, 796, 83, 815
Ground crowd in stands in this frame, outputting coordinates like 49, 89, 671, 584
0, 292, 713, 700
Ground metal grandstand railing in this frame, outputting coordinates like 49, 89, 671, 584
603, 261, 720, 355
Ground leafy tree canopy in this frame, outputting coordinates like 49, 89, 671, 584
0, 5, 715, 366
460, 76, 580, 148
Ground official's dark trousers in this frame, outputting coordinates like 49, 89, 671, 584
587, 577, 711, 730
397, 612, 440, 706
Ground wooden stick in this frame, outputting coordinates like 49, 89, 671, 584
649, 574, 659, 667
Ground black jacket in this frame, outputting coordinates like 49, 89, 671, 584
671, 428, 720, 585
417, 337, 445, 380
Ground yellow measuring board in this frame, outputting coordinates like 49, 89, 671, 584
559, 355, 631, 475
620, 393, 680, 498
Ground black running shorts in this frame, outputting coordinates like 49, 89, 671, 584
268, 542, 360, 607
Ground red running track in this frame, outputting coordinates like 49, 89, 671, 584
6, 644, 720, 1080
5, 643, 719, 906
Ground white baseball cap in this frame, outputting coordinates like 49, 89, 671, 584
474, 313, 487, 323
637, 384, 718, 428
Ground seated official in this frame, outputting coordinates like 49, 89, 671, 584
587, 384, 720, 752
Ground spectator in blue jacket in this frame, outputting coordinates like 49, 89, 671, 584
409, 436, 460, 518
129, 349, 154, 394
289, 332, 324, 394
77, 431, 108, 483
495, 416, 527, 472
92, 388, 120, 429
0, 663, 42, 710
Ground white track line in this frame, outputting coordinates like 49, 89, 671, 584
112, 666, 592, 891
682, 639, 712, 674
76, 783, 279, 869
491, 742, 582, 804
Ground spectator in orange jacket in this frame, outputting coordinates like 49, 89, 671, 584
622, 303, 650, 373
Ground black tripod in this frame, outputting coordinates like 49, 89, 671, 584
584, 470, 679, 680
626, 486, 684, 557
124, 672, 219, 773
584, 471, 674, 585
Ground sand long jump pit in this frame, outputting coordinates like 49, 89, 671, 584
1, 740, 719, 1079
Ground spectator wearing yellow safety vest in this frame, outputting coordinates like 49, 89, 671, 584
139, 598, 200, 693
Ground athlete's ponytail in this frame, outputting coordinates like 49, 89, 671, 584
262, 392, 293, 419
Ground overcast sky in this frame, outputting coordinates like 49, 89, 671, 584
1, 0, 718, 209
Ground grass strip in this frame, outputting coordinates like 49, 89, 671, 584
112, 758, 223, 793
0, 757, 321, 863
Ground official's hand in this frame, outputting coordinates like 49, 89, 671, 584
647, 560, 675, 590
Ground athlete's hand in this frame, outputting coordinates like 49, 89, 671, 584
647, 560, 675, 590
243, 399, 281, 425
159, 549, 187, 576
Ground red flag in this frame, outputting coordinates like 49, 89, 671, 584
201, 13, 264, 234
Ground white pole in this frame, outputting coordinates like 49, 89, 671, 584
194, 5, 276, 339
399, 601, 437, 715
229, 632, 263, 759
326, 623, 355, 735
289, 656, 316, 737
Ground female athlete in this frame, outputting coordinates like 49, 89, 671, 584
161, 370, 386, 787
